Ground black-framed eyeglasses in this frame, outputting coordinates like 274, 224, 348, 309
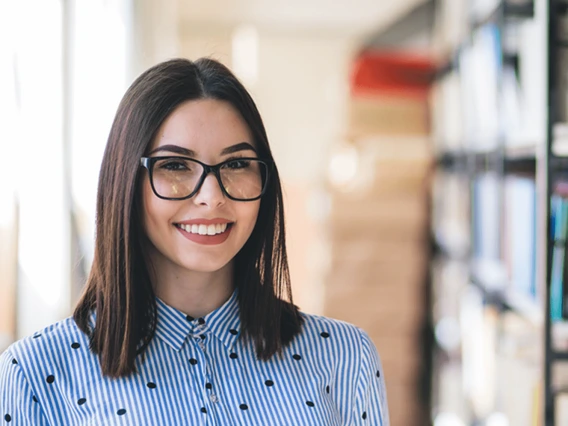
140, 156, 272, 202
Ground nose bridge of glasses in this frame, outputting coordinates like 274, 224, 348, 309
196, 164, 225, 195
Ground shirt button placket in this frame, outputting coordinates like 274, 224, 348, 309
192, 322, 218, 423
198, 339, 205, 351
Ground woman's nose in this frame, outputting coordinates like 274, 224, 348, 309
192, 173, 225, 207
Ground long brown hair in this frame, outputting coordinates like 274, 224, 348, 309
73, 58, 303, 378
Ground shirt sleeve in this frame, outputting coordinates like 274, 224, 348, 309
0, 349, 50, 425
352, 329, 390, 426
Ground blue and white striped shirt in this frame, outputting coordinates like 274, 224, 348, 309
0, 291, 389, 425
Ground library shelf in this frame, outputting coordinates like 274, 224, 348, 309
436, 148, 537, 174
471, 1, 535, 33
469, 274, 542, 326
552, 350, 568, 361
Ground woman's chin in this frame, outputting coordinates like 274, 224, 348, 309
177, 257, 233, 275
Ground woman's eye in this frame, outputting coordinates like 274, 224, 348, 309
158, 160, 189, 171
225, 159, 251, 170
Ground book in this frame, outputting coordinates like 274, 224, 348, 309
472, 172, 501, 261
460, 24, 502, 151
503, 176, 537, 300
550, 189, 568, 320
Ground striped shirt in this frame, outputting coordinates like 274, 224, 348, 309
0, 291, 389, 425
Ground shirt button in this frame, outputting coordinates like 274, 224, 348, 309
210, 394, 219, 403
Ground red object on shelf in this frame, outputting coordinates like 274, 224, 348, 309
350, 50, 437, 99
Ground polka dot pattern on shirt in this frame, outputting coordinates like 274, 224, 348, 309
0, 291, 389, 425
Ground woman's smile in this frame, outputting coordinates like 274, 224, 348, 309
174, 220, 235, 245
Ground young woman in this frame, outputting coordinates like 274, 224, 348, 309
0, 58, 389, 425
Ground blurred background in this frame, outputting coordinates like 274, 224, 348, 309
2, 0, 568, 424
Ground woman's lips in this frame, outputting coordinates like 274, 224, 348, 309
175, 223, 233, 245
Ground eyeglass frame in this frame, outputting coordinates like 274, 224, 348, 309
140, 155, 273, 202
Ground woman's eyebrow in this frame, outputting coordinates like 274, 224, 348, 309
148, 145, 196, 156
220, 142, 257, 155
148, 142, 256, 157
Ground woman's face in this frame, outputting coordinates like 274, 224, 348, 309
141, 99, 261, 275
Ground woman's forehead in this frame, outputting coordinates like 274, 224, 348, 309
149, 99, 255, 155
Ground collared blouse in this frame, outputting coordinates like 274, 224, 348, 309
0, 291, 389, 425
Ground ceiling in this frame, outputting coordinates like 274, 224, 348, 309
178, 0, 430, 39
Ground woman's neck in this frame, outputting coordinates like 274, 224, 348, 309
151, 260, 235, 319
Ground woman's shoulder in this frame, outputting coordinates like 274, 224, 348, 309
1, 317, 87, 368
297, 311, 374, 350
300, 311, 365, 334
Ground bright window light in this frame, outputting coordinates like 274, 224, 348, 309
232, 24, 259, 86
328, 144, 359, 187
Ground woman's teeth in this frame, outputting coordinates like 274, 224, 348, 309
177, 223, 229, 235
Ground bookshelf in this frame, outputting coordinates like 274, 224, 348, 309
428, 0, 566, 424
545, 1, 568, 425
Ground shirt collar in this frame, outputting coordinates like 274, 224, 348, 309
154, 290, 241, 352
